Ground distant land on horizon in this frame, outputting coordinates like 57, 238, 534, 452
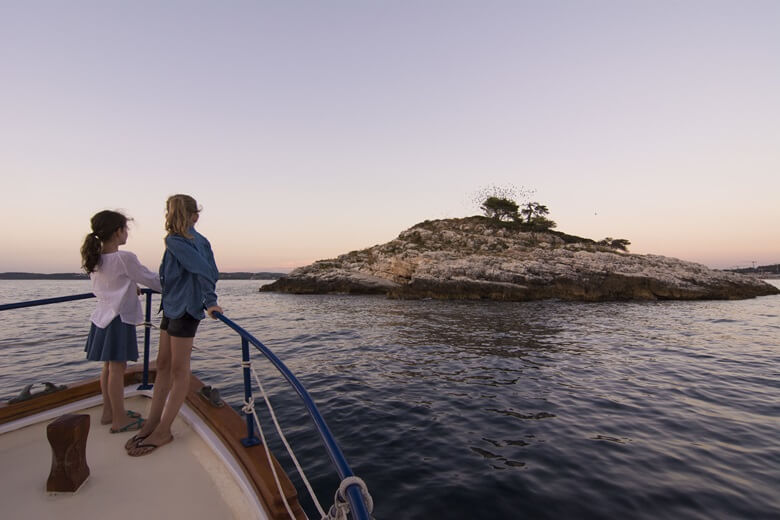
0, 272, 286, 280
726, 263, 780, 279
3, 262, 779, 282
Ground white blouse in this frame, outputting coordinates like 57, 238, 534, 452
90, 250, 162, 328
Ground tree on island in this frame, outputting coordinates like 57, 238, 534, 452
473, 184, 532, 218
473, 184, 559, 230
526, 214, 557, 230
520, 202, 548, 223
598, 237, 631, 251
475, 184, 529, 222
481, 196, 520, 221
519, 202, 557, 230
479, 196, 557, 230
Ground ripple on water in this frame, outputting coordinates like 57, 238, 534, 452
1, 281, 779, 519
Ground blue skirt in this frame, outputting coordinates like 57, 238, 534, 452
84, 316, 138, 362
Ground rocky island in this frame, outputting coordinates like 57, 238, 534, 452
260, 216, 779, 301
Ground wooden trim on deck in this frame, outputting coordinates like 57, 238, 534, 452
0, 364, 147, 425
186, 375, 306, 519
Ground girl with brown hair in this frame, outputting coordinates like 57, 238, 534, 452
81, 210, 161, 432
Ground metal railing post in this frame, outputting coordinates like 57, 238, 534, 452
240, 337, 260, 447
137, 291, 154, 390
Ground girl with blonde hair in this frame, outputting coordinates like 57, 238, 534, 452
126, 194, 222, 456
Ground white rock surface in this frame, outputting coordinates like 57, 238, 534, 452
262, 217, 778, 301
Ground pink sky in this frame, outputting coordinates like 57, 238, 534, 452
1, 2, 778, 273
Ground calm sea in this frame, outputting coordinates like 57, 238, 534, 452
1, 279, 779, 519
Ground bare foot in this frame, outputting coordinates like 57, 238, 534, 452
132, 420, 158, 440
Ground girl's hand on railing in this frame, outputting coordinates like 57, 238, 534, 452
206, 305, 223, 319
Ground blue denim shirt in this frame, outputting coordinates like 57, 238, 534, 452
159, 227, 219, 320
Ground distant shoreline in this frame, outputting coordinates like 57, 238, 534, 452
3, 271, 777, 281
0, 272, 286, 281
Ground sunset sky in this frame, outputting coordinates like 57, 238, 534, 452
2, 1, 778, 273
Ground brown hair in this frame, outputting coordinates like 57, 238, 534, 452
80, 210, 129, 274
165, 194, 200, 238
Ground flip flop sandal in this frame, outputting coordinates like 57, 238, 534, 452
125, 433, 149, 450
110, 417, 146, 434
127, 437, 173, 457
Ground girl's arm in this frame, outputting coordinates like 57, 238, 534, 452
120, 252, 162, 292
201, 276, 219, 310
165, 236, 219, 308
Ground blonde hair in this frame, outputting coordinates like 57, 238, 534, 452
165, 194, 200, 238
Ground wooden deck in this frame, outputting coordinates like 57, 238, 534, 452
0, 366, 306, 520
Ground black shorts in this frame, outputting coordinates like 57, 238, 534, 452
160, 313, 200, 338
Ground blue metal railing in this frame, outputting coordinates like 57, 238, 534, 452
214, 311, 371, 520
0, 292, 95, 311
139, 290, 154, 390
0, 290, 371, 520
0, 290, 158, 391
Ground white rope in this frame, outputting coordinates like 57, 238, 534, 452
190, 344, 373, 520
326, 489, 350, 520
249, 364, 328, 518
190, 345, 316, 518
241, 396, 297, 519
324, 476, 374, 520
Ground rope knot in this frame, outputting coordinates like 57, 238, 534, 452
242, 397, 255, 415
323, 476, 374, 520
